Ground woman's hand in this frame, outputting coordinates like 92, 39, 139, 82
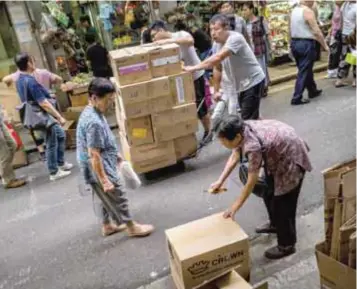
209, 180, 225, 194
223, 203, 239, 219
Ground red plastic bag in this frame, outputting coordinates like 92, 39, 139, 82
4, 121, 23, 150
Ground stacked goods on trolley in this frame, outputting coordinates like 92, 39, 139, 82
109, 43, 198, 174
316, 159, 356, 289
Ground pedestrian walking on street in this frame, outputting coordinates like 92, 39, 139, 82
185, 14, 265, 121
150, 20, 211, 144
209, 115, 312, 260
2, 57, 63, 161
242, 2, 271, 97
0, 116, 27, 189
289, 0, 329, 105
14, 53, 73, 181
325, 0, 344, 79
335, 0, 357, 88
76, 78, 154, 238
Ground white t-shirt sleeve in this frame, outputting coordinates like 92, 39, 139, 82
224, 33, 243, 55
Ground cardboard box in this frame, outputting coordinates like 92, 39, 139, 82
120, 132, 174, 163
118, 115, 154, 147
69, 92, 89, 107
154, 119, 199, 142
63, 120, 77, 149
322, 160, 356, 253
12, 149, 28, 169
151, 103, 197, 128
348, 232, 356, 268
315, 242, 356, 289
338, 215, 356, 265
62, 106, 85, 122
0, 83, 21, 123
118, 94, 151, 119
110, 47, 151, 86
166, 213, 250, 289
174, 134, 197, 160
143, 43, 182, 78
169, 72, 196, 106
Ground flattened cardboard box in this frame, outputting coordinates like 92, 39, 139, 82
166, 213, 250, 289
322, 159, 356, 253
115, 77, 170, 105
155, 119, 199, 142
117, 114, 154, 147
169, 72, 196, 106
315, 242, 356, 289
151, 103, 197, 128
119, 132, 173, 163
143, 43, 182, 78
174, 134, 197, 160
109, 47, 152, 86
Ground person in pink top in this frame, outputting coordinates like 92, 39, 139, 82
2, 58, 63, 160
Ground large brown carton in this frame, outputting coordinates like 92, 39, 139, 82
154, 119, 199, 142
12, 149, 28, 168
338, 215, 356, 265
143, 43, 182, 78
166, 213, 250, 289
151, 103, 197, 128
174, 134, 197, 160
322, 160, 356, 253
62, 106, 85, 122
110, 47, 151, 86
150, 94, 174, 114
118, 94, 151, 119
120, 133, 176, 174
69, 92, 88, 107
116, 76, 170, 105
63, 120, 77, 149
169, 72, 196, 106
118, 114, 154, 147
0, 83, 21, 123
315, 242, 356, 289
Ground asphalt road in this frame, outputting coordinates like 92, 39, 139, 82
0, 79, 355, 289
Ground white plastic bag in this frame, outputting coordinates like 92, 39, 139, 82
118, 161, 142, 190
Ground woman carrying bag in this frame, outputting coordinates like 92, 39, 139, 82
209, 115, 312, 260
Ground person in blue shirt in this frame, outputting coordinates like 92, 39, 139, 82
14, 53, 73, 181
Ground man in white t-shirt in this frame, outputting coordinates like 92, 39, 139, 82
149, 20, 211, 143
185, 14, 265, 121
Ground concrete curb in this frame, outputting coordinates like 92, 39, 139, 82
270, 63, 328, 86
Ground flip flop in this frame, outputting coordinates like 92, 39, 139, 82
335, 82, 348, 88
102, 223, 127, 237
127, 224, 154, 237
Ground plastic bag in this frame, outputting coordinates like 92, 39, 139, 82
118, 161, 141, 190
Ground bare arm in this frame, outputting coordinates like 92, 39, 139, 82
2, 74, 15, 87
50, 73, 63, 85
156, 35, 194, 46
217, 149, 240, 185
213, 64, 222, 94
304, 7, 328, 50
38, 99, 63, 122
185, 47, 232, 72
89, 148, 111, 186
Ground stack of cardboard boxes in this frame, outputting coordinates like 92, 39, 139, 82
109, 43, 198, 174
62, 85, 89, 149
316, 159, 356, 289
165, 213, 268, 289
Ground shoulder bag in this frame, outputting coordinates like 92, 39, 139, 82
238, 126, 274, 198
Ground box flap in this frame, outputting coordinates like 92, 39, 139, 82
166, 213, 248, 260
215, 271, 252, 289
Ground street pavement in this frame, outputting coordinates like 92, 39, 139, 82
0, 78, 355, 289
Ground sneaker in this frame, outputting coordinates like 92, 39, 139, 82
50, 169, 71, 181
309, 89, 323, 99
59, 162, 73, 171
127, 222, 154, 237
4, 178, 27, 189
291, 99, 310, 106
265, 245, 296, 260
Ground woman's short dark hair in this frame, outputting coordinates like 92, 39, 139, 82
14, 52, 31, 71
217, 115, 245, 141
88, 78, 115, 98
209, 14, 230, 29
